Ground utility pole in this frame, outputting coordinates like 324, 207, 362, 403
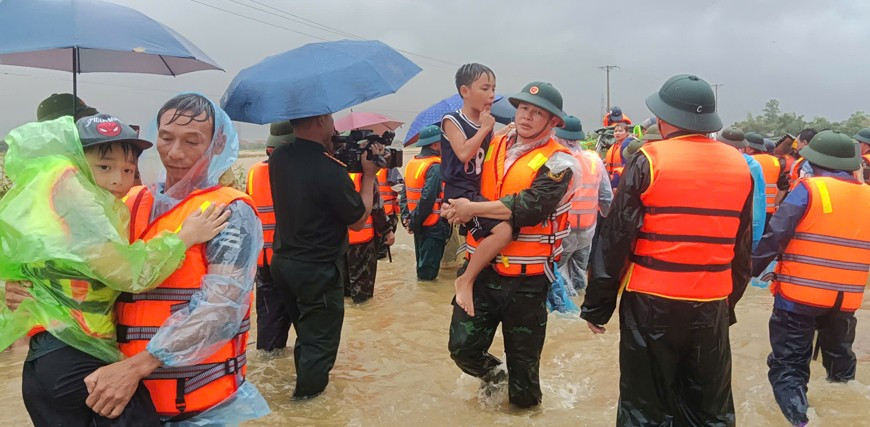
711, 83, 723, 104
598, 65, 620, 111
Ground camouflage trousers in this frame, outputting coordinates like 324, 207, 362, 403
344, 239, 378, 303
448, 270, 548, 408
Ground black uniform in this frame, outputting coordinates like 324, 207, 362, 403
269, 138, 367, 398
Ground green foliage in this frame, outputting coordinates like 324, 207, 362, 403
732, 99, 870, 137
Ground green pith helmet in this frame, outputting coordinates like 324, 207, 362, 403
717, 127, 748, 149
37, 93, 98, 122
509, 81, 567, 126
642, 124, 661, 142
744, 132, 766, 151
555, 115, 585, 140
853, 127, 870, 145
645, 74, 722, 133
416, 124, 442, 147
267, 120, 295, 147
800, 130, 861, 171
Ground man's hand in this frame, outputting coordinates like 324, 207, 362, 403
494, 122, 516, 137
4, 281, 32, 311
361, 143, 385, 177
480, 107, 496, 131
441, 198, 473, 225
385, 231, 395, 246
85, 351, 162, 419
586, 321, 607, 334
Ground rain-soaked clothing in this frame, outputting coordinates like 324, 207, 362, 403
448, 136, 576, 408
752, 168, 862, 426
377, 167, 402, 260
399, 147, 450, 280
132, 94, 269, 425
581, 140, 753, 426
345, 188, 389, 303
255, 267, 291, 352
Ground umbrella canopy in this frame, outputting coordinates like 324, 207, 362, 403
490, 96, 516, 124
403, 94, 508, 146
0, 0, 222, 79
221, 39, 421, 124
334, 111, 403, 135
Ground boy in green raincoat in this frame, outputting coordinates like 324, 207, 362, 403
0, 113, 229, 426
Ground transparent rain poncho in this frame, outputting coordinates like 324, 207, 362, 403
0, 117, 187, 362
136, 93, 268, 425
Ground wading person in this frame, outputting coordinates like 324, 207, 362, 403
581, 74, 753, 426
753, 130, 870, 427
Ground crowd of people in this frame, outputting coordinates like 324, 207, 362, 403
0, 61, 869, 427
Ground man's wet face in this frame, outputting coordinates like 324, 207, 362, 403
156, 109, 214, 187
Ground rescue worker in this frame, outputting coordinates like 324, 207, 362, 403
554, 115, 612, 290
442, 81, 577, 408
269, 110, 383, 398
399, 125, 449, 280
604, 122, 631, 186
745, 132, 789, 224
81, 93, 268, 424
783, 129, 819, 187
603, 105, 632, 127
752, 130, 870, 426
853, 127, 870, 182
717, 128, 768, 249
345, 170, 393, 303
582, 74, 753, 426
376, 167, 401, 260
247, 121, 295, 353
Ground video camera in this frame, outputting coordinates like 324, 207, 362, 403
332, 130, 403, 173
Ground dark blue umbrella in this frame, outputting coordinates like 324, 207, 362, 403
403, 94, 508, 146
0, 0, 222, 98
490, 96, 516, 124
221, 39, 421, 124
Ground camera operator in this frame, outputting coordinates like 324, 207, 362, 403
268, 113, 383, 399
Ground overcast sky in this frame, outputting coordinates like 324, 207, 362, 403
2, 0, 868, 142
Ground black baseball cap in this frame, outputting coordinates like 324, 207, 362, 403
75, 113, 152, 150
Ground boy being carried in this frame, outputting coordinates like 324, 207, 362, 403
441, 63, 513, 316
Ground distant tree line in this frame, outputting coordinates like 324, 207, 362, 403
732, 99, 870, 137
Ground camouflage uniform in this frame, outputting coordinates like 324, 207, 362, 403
344, 187, 390, 303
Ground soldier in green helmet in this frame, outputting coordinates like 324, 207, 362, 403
752, 130, 870, 426
854, 127, 870, 182
582, 74, 754, 425
442, 81, 579, 408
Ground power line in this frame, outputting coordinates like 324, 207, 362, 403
245, 0, 362, 40
188, 0, 330, 41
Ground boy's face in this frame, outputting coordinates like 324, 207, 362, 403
156, 109, 214, 186
515, 102, 557, 140
460, 73, 496, 113
84, 145, 138, 199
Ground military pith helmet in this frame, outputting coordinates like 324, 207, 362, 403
716, 127, 748, 149
37, 93, 98, 122
509, 81, 567, 126
642, 124, 661, 142
555, 115, 586, 141
744, 132, 767, 151
267, 120, 295, 147
415, 124, 442, 147
645, 74, 722, 133
853, 127, 870, 145
800, 130, 861, 171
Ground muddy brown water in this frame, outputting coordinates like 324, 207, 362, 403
1, 151, 869, 426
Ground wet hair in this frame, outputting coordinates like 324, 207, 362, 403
83, 140, 142, 161
797, 128, 818, 143
455, 63, 495, 94
156, 94, 215, 131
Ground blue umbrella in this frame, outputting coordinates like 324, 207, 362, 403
403, 94, 508, 146
221, 39, 421, 124
490, 96, 516, 124
0, 0, 222, 98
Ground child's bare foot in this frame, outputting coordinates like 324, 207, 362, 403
454, 274, 475, 317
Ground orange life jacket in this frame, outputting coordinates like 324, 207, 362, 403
623, 135, 751, 301
246, 162, 274, 267
377, 169, 399, 216
770, 177, 870, 311
348, 173, 374, 244
568, 151, 602, 230
603, 113, 632, 127
604, 142, 624, 176
783, 155, 796, 181
751, 153, 784, 213
790, 157, 807, 187
118, 185, 255, 416
466, 135, 571, 281
403, 155, 444, 227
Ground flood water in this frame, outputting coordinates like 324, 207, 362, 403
1, 151, 869, 426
